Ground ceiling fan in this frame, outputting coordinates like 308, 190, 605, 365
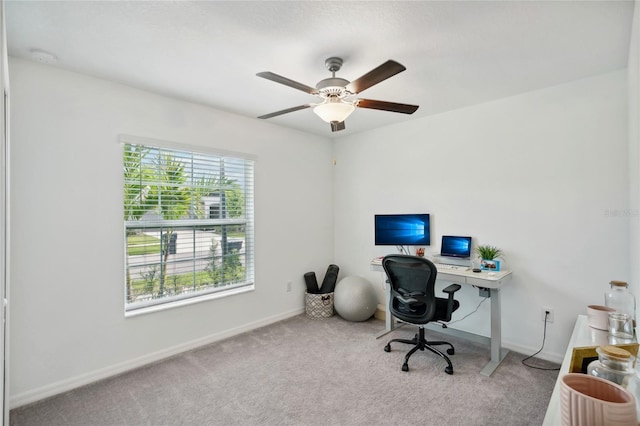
256, 57, 419, 132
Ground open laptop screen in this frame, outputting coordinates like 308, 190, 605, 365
440, 235, 472, 258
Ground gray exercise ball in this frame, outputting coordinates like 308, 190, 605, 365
334, 276, 378, 322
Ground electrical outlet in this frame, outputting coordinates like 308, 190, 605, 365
286, 281, 292, 292
541, 307, 554, 323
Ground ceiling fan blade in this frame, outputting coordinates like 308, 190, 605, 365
346, 60, 406, 94
355, 99, 419, 114
257, 71, 319, 95
258, 104, 313, 119
330, 121, 346, 132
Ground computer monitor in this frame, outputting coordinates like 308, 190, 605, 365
374, 214, 430, 246
440, 235, 472, 258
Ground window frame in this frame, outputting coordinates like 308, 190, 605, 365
121, 135, 255, 316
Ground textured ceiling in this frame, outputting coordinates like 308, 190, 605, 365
6, 1, 636, 138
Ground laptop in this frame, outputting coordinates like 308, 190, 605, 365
440, 235, 472, 258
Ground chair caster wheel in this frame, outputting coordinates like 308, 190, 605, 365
445, 366, 453, 375
402, 363, 409, 372
384, 344, 391, 352
447, 348, 455, 355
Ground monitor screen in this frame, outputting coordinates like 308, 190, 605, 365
440, 235, 472, 258
374, 214, 430, 246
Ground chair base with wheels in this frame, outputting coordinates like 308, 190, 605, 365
384, 326, 455, 374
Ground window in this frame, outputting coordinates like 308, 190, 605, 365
123, 137, 254, 313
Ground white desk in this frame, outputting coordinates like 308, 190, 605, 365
371, 259, 513, 376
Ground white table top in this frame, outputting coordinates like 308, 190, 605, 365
370, 257, 512, 290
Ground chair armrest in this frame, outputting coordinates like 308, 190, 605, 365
442, 284, 461, 294
442, 284, 461, 322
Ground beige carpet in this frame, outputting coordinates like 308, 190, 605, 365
10, 315, 559, 425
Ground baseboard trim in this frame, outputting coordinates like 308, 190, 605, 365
10, 308, 305, 409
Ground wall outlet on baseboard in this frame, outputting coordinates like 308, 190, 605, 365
542, 307, 554, 323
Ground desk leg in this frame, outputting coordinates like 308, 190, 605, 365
480, 288, 509, 376
376, 281, 397, 339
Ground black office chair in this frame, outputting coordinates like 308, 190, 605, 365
382, 254, 461, 374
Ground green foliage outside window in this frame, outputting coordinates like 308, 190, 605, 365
124, 142, 251, 308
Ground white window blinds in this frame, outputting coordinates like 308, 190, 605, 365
123, 140, 254, 312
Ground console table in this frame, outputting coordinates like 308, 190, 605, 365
371, 258, 512, 376
542, 314, 638, 425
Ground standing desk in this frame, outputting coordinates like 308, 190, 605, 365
371, 258, 513, 376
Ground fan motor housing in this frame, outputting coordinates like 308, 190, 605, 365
316, 77, 350, 98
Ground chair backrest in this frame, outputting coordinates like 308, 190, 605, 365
382, 254, 438, 323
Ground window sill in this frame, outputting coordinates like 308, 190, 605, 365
124, 284, 255, 318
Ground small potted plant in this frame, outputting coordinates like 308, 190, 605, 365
475, 245, 503, 271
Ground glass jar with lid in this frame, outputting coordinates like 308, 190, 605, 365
605, 280, 636, 326
587, 345, 636, 387
625, 359, 640, 423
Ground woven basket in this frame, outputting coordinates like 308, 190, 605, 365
305, 291, 334, 319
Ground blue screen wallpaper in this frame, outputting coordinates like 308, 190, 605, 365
374, 214, 430, 245
440, 236, 472, 258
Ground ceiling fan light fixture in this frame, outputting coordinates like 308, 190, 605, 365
313, 99, 355, 124
257, 57, 418, 131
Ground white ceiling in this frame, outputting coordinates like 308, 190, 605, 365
6, 1, 636, 138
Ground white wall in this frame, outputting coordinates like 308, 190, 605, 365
333, 70, 629, 362
8, 58, 334, 406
